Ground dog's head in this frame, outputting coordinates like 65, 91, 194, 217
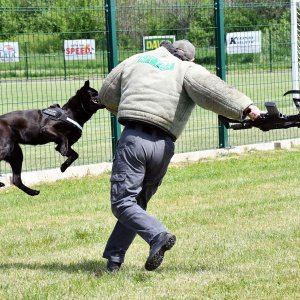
62, 80, 104, 120
75, 80, 105, 114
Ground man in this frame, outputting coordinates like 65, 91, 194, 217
98, 40, 261, 273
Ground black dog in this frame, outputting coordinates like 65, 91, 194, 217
0, 80, 104, 196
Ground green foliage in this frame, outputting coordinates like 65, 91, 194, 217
0, 0, 291, 78
0, 0, 106, 45
225, 7, 258, 30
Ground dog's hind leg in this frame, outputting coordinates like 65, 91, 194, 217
60, 148, 79, 172
0, 130, 11, 189
0, 169, 5, 187
7, 144, 40, 196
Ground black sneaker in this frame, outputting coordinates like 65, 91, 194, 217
106, 260, 122, 273
145, 232, 176, 271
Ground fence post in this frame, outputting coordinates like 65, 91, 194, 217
291, 0, 299, 93
105, 0, 122, 156
269, 29, 273, 73
214, 0, 229, 148
24, 42, 29, 80
63, 51, 67, 80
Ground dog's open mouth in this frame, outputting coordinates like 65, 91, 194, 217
91, 96, 105, 108
91, 96, 100, 104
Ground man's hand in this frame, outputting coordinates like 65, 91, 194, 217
245, 104, 262, 120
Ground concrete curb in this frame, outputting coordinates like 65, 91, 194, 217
1, 138, 300, 190
170, 138, 300, 163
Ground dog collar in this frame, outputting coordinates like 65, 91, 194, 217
65, 116, 83, 131
42, 106, 83, 131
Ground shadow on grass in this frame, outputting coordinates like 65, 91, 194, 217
0, 260, 220, 276
0, 260, 108, 277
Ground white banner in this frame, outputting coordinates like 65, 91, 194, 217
0, 42, 20, 63
226, 31, 261, 54
64, 39, 96, 60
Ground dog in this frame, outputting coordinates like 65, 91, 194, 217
0, 80, 104, 196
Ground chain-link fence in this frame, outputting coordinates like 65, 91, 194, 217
0, 0, 296, 174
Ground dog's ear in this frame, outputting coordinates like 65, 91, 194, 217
77, 80, 90, 94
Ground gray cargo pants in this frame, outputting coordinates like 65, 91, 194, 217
103, 124, 175, 264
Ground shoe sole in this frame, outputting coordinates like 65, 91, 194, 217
106, 266, 120, 273
145, 235, 176, 271
106, 261, 121, 273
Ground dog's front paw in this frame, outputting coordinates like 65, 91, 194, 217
60, 164, 68, 173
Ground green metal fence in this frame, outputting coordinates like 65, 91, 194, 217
0, 0, 296, 175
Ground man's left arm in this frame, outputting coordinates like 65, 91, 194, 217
184, 64, 261, 120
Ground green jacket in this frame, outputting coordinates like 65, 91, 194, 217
98, 46, 253, 140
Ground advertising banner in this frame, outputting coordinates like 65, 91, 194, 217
64, 39, 96, 60
226, 31, 261, 54
0, 42, 20, 63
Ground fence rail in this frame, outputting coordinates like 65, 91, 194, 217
0, 0, 297, 174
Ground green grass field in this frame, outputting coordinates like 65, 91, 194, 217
0, 150, 299, 299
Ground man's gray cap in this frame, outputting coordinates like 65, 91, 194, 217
172, 39, 195, 60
